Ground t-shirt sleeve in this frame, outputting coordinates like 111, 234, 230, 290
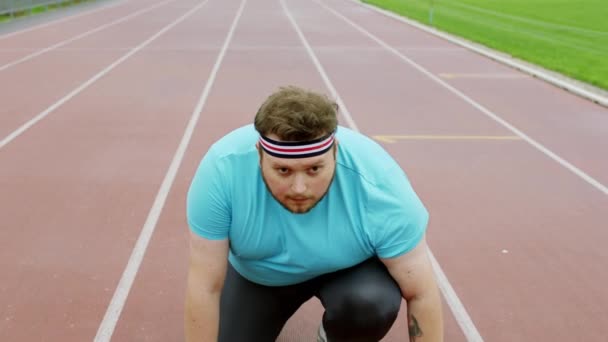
366, 166, 429, 259
186, 147, 231, 240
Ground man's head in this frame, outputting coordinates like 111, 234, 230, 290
255, 86, 339, 214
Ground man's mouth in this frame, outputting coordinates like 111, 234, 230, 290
290, 197, 309, 202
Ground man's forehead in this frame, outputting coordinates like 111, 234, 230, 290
265, 132, 328, 141
266, 152, 329, 165
266, 152, 329, 167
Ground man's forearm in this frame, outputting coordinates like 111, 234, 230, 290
184, 291, 221, 342
406, 288, 444, 342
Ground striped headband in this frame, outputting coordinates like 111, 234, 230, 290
259, 131, 336, 159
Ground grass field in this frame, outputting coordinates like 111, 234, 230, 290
0, 0, 93, 24
362, 0, 608, 90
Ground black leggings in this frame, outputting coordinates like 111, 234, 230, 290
218, 258, 402, 342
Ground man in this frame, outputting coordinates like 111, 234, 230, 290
184, 86, 443, 341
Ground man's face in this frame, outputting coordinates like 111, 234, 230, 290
258, 134, 337, 214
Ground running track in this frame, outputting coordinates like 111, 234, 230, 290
1, 0, 607, 340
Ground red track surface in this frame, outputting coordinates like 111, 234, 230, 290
1, 0, 607, 341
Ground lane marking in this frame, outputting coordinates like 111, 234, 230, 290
439, 73, 528, 79
0, 0, 129, 41
0, 0, 199, 150
402, 46, 466, 52
93, 0, 246, 340
281, 1, 484, 341
373, 135, 522, 143
321, 0, 608, 197
427, 252, 481, 341
351, 0, 608, 107
280, 0, 359, 132
0, 45, 463, 53
0, 0, 176, 72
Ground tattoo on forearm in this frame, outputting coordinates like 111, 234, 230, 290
409, 314, 423, 342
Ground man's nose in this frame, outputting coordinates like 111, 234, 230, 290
291, 173, 307, 194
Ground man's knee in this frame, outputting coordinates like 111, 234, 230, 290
327, 289, 401, 324
324, 288, 401, 341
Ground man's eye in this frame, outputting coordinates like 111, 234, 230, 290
278, 168, 289, 174
309, 166, 321, 173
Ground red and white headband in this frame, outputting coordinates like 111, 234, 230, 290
259, 131, 336, 159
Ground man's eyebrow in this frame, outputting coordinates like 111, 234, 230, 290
308, 161, 325, 166
301, 161, 326, 169
271, 159, 326, 168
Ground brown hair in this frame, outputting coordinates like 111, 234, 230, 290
254, 86, 338, 141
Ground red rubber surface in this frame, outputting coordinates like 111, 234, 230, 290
1, 0, 607, 340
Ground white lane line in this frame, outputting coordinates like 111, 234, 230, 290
428, 252, 483, 342
373, 135, 522, 143
0, 0, 204, 150
351, 0, 608, 107
281, 1, 484, 341
439, 73, 528, 79
278, 2, 359, 132
0, 45, 462, 53
0, 0, 129, 40
93, 0, 246, 340
318, 0, 608, 197
0, 0, 175, 72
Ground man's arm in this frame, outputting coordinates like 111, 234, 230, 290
184, 231, 229, 342
381, 237, 443, 342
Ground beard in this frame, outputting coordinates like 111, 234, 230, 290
260, 168, 335, 214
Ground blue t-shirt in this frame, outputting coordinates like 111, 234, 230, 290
187, 124, 428, 286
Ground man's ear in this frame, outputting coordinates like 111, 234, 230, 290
256, 142, 263, 163
333, 139, 339, 160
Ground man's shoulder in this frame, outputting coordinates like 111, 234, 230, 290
336, 126, 394, 159
208, 124, 258, 159
336, 126, 404, 187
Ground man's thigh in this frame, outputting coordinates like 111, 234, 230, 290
218, 264, 315, 342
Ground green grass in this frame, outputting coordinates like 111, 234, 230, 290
1, 0, 93, 24
362, 0, 608, 90
31, 5, 51, 15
